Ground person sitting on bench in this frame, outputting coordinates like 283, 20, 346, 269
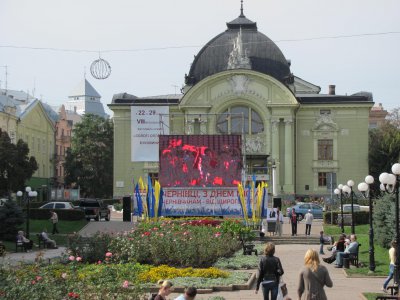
40, 229, 58, 249
335, 234, 358, 268
17, 231, 33, 252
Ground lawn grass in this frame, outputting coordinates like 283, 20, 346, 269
324, 224, 389, 276
363, 292, 384, 300
2, 219, 88, 252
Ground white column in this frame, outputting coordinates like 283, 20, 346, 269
271, 119, 280, 194
284, 119, 293, 186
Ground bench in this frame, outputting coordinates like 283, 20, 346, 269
375, 296, 399, 300
15, 238, 25, 252
37, 233, 49, 249
348, 244, 361, 267
386, 285, 398, 296
239, 233, 258, 256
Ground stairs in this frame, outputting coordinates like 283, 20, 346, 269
254, 234, 320, 245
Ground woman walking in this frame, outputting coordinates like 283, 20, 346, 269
383, 240, 396, 293
153, 280, 173, 300
255, 242, 284, 300
298, 249, 333, 300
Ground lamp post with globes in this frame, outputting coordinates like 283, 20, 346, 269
334, 184, 345, 233
342, 180, 356, 234
357, 175, 376, 273
379, 163, 400, 286
16, 186, 38, 239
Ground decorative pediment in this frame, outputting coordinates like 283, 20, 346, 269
245, 135, 265, 154
313, 114, 338, 131
228, 75, 251, 95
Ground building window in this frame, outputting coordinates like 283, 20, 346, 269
216, 106, 264, 134
318, 172, 327, 187
318, 139, 333, 160
320, 109, 331, 115
193, 118, 201, 134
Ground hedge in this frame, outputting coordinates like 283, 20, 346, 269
323, 211, 369, 225
29, 199, 121, 209
24, 208, 85, 221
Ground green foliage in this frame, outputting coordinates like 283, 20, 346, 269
323, 211, 369, 225
0, 263, 146, 299
67, 232, 113, 263
0, 200, 25, 240
27, 208, 85, 220
369, 121, 400, 191
0, 131, 38, 196
213, 248, 259, 269
64, 114, 113, 198
373, 194, 395, 248
108, 220, 241, 268
171, 271, 250, 288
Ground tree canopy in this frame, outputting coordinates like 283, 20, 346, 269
0, 131, 38, 197
369, 109, 400, 184
64, 114, 113, 198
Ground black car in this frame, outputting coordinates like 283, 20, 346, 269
79, 199, 110, 221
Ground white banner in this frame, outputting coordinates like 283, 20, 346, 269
131, 106, 169, 161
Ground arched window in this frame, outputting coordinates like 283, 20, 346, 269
216, 106, 264, 134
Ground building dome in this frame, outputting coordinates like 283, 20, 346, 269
185, 10, 291, 85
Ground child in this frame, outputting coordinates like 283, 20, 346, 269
319, 231, 325, 255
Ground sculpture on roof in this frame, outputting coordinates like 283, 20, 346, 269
227, 27, 251, 70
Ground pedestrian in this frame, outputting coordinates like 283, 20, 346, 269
153, 280, 173, 300
382, 240, 396, 293
298, 249, 333, 300
174, 286, 197, 300
50, 210, 59, 234
289, 208, 298, 236
319, 231, 325, 255
255, 242, 284, 300
304, 209, 313, 236
275, 207, 283, 237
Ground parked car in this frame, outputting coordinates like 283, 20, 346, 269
286, 202, 323, 221
342, 204, 361, 212
78, 199, 110, 221
39, 201, 76, 210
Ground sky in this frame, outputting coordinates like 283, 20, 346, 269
1, 0, 399, 116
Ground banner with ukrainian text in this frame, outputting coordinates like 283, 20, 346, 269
160, 187, 268, 216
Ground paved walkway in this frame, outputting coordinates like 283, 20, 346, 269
0, 217, 386, 299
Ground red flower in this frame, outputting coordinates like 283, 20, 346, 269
35, 276, 42, 281
31, 280, 36, 285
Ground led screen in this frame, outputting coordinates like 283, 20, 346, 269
159, 135, 242, 187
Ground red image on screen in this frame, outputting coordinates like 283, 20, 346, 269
159, 135, 242, 187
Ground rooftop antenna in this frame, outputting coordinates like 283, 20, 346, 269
84, 66, 86, 79
32, 77, 36, 98
240, 0, 244, 17
171, 84, 179, 94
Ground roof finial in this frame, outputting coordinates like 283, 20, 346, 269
240, 0, 244, 17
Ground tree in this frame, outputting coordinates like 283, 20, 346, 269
0, 200, 25, 241
369, 121, 400, 188
0, 131, 38, 197
64, 114, 113, 198
373, 194, 396, 248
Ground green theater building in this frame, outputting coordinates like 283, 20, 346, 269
109, 9, 373, 202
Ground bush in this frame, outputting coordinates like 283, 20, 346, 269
109, 220, 242, 268
27, 208, 85, 221
67, 233, 113, 263
323, 211, 369, 225
373, 194, 396, 248
0, 200, 25, 241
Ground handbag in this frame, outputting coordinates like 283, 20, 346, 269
277, 277, 288, 300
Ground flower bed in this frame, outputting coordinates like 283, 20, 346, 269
1, 219, 256, 299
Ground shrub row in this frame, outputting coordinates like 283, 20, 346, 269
29, 199, 121, 209
323, 211, 369, 225
26, 208, 85, 221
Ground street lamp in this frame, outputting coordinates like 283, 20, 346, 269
379, 163, 400, 287
358, 175, 375, 273
16, 186, 38, 239
334, 184, 344, 233
342, 179, 356, 234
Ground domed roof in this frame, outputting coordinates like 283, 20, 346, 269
186, 10, 291, 85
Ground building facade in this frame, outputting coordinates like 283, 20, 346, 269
109, 10, 373, 201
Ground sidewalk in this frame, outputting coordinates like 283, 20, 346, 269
0, 246, 67, 266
